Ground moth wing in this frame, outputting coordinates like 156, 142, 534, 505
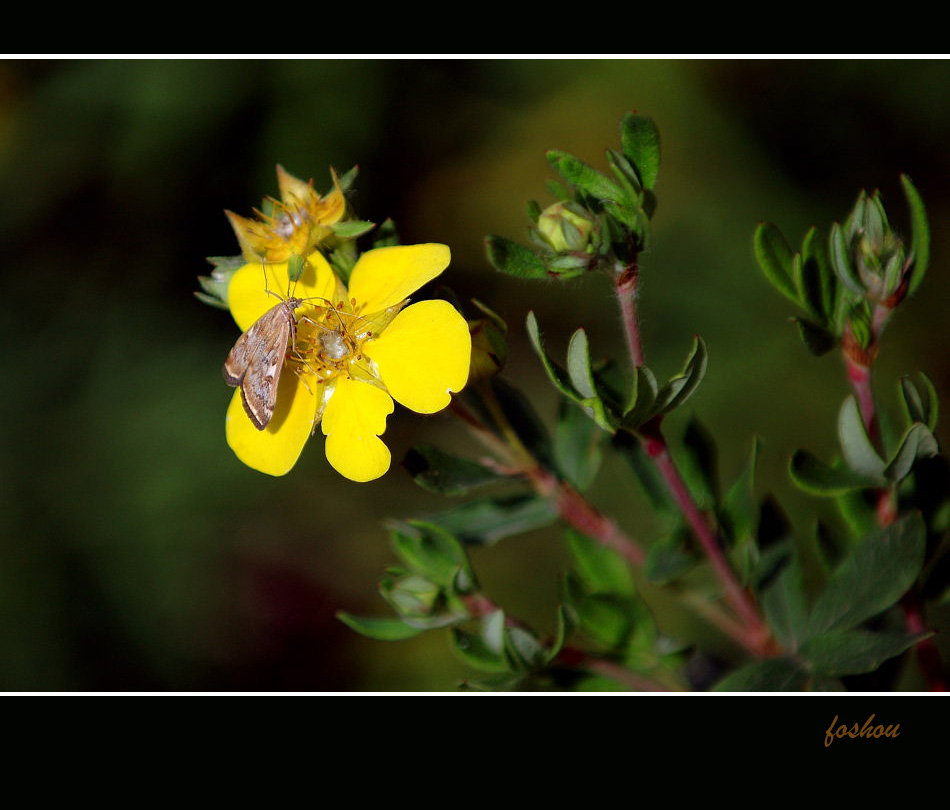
223, 303, 295, 430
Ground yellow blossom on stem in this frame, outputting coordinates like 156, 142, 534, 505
225, 244, 471, 481
225, 166, 346, 263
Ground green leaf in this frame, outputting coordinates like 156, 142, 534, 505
566, 528, 636, 595
485, 235, 549, 279
753, 222, 798, 305
793, 317, 838, 356
555, 400, 604, 491
678, 416, 720, 509
712, 658, 810, 691
884, 423, 939, 483
829, 221, 865, 295
653, 336, 708, 416
900, 373, 939, 433
563, 573, 639, 649
419, 493, 559, 547
336, 612, 424, 641
525, 311, 581, 401
452, 611, 509, 673
901, 173, 930, 294
566, 329, 617, 432
838, 396, 886, 479
388, 521, 473, 589
403, 445, 506, 496
504, 626, 548, 671
801, 629, 929, 676
761, 554, 809, 649
645, 528, 697, 584
546, 150, 627, 207
806, 512, 926, 636
619, 113, 661, 190
789, 449, 883, 495
488, 376, 557, 471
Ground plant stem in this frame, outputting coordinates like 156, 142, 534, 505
615, 259, 645, 369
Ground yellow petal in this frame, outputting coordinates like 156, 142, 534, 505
364, 299, 471, 414
225, 368, 317, 476
228, 251, 340, 332
347, 244, 451, 315
321, 376, 394, 482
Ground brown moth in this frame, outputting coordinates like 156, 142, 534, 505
223, 295, 305, 430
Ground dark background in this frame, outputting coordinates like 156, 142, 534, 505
2, 58, 948, 691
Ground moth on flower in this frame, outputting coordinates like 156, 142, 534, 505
223, 244, 471, 481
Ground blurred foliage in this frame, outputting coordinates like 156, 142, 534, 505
2, 58, 950, 691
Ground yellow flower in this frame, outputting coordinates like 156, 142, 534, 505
224, 244, 471, 481
225, 166, 346, 263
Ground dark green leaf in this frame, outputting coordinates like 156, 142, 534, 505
619, 113, 661, 190
884, 423, 939, 483
645, 528, 697, 584
566, 528, 636, 595
678, 416, 719, 509
753, 222, 798, 304
452, 611, 509, 673
526, 311, 581, 401
403, 445, 506, 496
794, 317, 838, 356
801, 629, 929, 676
806, 512, 926, 636
899, 373, 939, 433
546, 150, 627, 206
488, 376, 557, 471
485, 235, 549, 279
829, 221, 864, 294
838, 396, 886, 479
901, 173, 930, 294
761, 554, 809, 649
654, 336, 707, 416
419, 493, 559, 547
555, 400, 604, 491
789, 449, 883, 495
712, 658, 810, 691
388, 521, 473, 588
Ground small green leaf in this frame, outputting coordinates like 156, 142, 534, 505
566, 528, 636, 595
485, 235, 550, 279
900, 373, 939, 432
555, 400, 604, 491
829, 221, 865, 295
754, 222, 798, 305
654, 336, 707, 416
712, 658, 810, 691
678, 416, 719, 509
419, 493, 559, 547
789, 449, 882, 495
838, 396, 886, 479
452, 611, 509, 673
336, 612, 424, 641
526, 311, 581, 401
504, 626, 547, 671
619, 112, 661, 190
547, 150, 627, 206
901, 174, 930, 294
761, 554, 809, 649
388, 521, 473, 588
806, 512, 926, 636
884, 423, 939, 483
794, 317, 838, 356
403, 445, 505, 496
645, 528, 697, 584
801, 629, 929, 676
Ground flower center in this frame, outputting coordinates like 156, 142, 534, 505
293, 302, 374, 385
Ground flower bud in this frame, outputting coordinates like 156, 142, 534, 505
537, 201, 596, 253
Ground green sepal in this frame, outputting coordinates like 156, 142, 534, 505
789, 449, 884, 496
806, 512, 926, 637
196, 255, 244, 309
619, 112, 661, 191
800, 629, 931, 677
335, 612, 424, 641
485, 235, 550, 279
418, 493, 560, 547
753, 221, 798, 305
286, 253, 307, 283
403, 445, 506, 496
330, 220, 376, 239
901, 173, 930, 295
